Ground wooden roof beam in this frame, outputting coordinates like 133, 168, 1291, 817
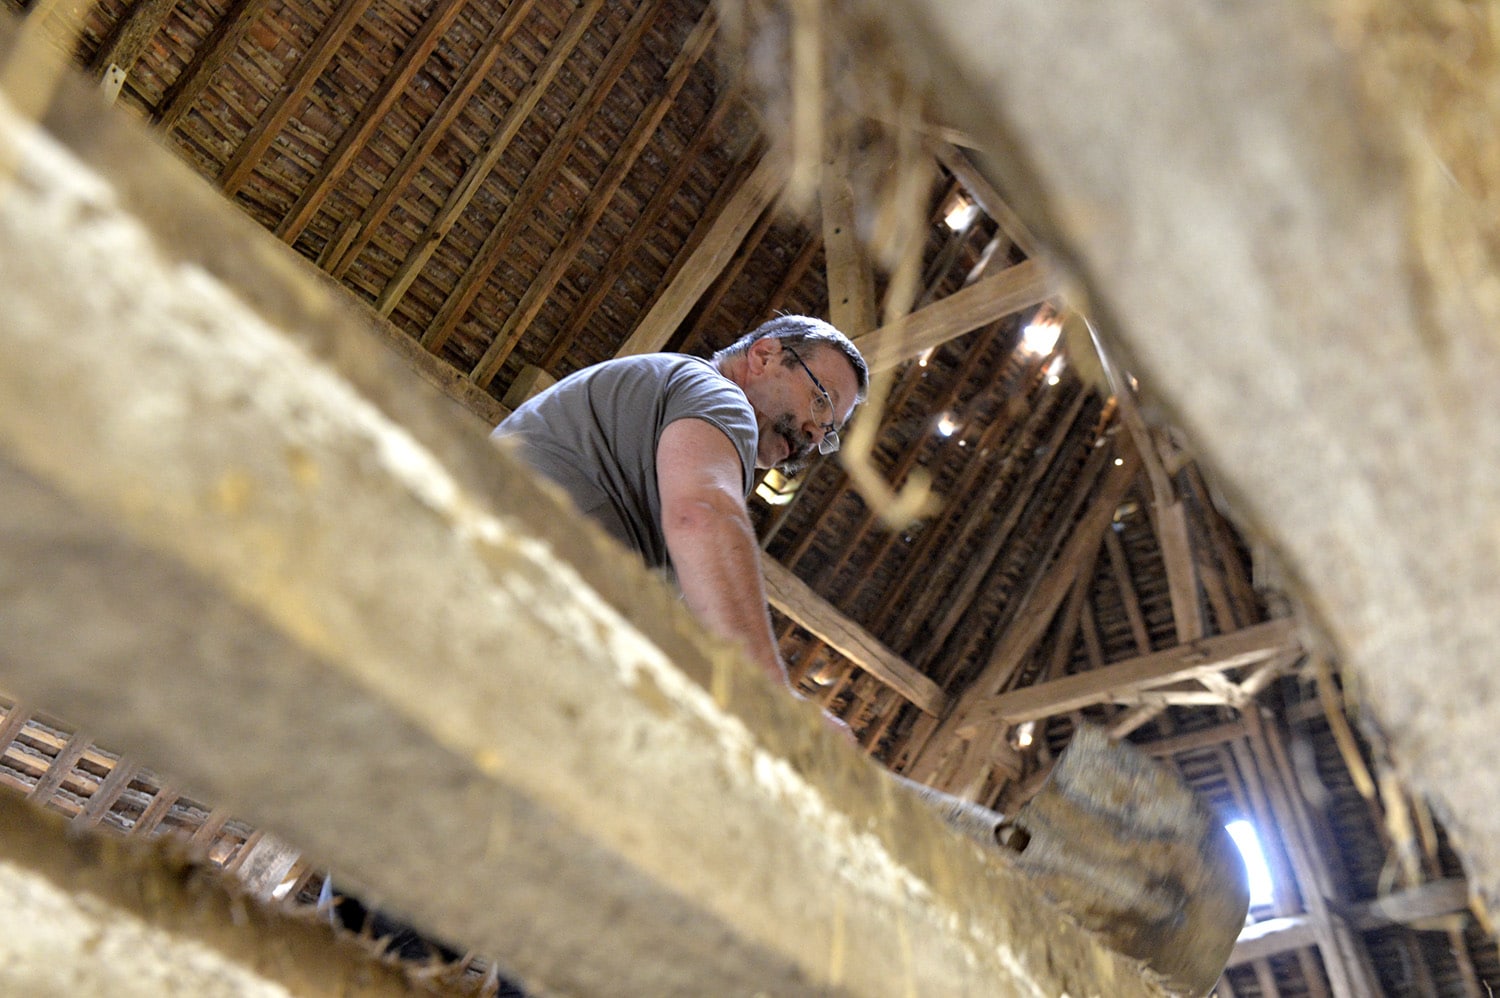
155, 0, 275, 131
977, 617, 1300, 725
385, 0, 606, 328
904, 442, 1139, 781
468, 6, 720, 385
614, 151, 785, 357
930, 140, 1040, 260
325, 0, 540, 279
762, 560, 947, 716
897, 389, 1090, 660
274, 0, 471, 245
218, 0, 374, 196
851, 258, 1055, 373
1228, 878, 1471, 966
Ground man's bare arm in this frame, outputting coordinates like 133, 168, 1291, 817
656, 418, 787, 687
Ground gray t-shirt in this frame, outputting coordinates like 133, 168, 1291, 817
491, 354, 759, 569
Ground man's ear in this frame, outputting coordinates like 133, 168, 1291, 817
746, 336, 779, 373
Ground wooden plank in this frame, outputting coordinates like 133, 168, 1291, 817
326, 0, 540, 279
155, 0, 273, 130
761, 560, 947, 715
274, 0, 470, 244
849, 259, 1054, 373
71, 755, 139, 829
613, 152, 784, 357
218, 0, 374, 196
379, 0, 602, 321
978, 617, 1299, 724
468, 6, 719, 386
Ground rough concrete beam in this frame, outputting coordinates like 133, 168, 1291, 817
850, 0, 1500, 915
0, 65, 1168, 998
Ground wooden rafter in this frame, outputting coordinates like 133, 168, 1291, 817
905, 442, 1140, 781
752, 226, 822, 326
467, 6, 720, 385
541, 84, 745, 370
761, 561, 946, 716
1102, 520, 1153, 654
808, 319, 1006, 592
325, 0, 540, 279
218, 0, 374, 196
976, 618, 1298, 725
155, 0, 274, 130
850, 259, 1054, 373
929, 140, 1039, 260
385, 0, 607, 328
1250, 710, 1385, 996
896, 388, 1090, 661
274, 0, 471, 244
413, 0, 657, 350
926, 403, 1116, 685
614, 151, 785, 357
676, 199, 778, 352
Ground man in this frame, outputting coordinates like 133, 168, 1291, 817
492, 314, 868, 689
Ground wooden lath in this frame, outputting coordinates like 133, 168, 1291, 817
413, 0, 656, 352
614, 148, 784, 357
382, 0, 605, 325
155, 0, 275, 131
539, 78, 745, 369
468, 3, 720, 384
218, 0, 375, 196
323, 0, 540, 280
274, 0, 471, 244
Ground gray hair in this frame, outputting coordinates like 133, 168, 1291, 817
713, 315, 869, 403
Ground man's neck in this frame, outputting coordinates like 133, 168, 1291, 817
714, 353, 749, 389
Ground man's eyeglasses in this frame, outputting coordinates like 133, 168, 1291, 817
783, 346, 841, 455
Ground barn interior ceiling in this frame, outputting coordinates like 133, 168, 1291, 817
1, 0, 1498, 995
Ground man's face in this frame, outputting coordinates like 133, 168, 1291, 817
748, 340, 861, 474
